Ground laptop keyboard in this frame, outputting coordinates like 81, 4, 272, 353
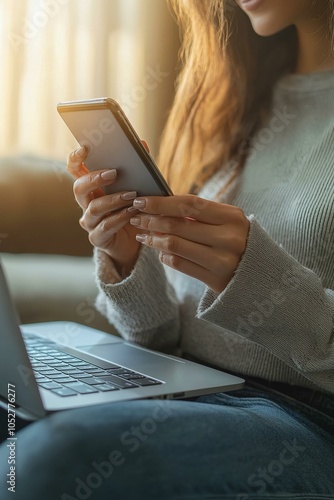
24, 334, 163, 397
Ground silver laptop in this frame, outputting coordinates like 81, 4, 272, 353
0, 259, 244, 420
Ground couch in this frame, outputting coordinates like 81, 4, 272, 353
0, 155, 116, 334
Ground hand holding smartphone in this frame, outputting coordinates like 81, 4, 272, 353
57, 98, 172, 197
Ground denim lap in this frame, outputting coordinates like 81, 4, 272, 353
0, 390, 333, 500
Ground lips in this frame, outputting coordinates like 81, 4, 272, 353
239, 0, 264, 12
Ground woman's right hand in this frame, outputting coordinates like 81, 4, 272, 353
67, 146, 142, 278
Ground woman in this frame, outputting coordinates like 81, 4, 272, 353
1, 0, 334, 498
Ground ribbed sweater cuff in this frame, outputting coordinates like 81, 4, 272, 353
94, 246, 177, 335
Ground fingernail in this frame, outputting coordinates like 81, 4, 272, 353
75, 146, 86, 157
121, 191, 137, 201
127, 206, 139, 213
130, 217, 140, 226
136, 234, 147, 243
133, 198, 146, 209
101, 169, 117, 181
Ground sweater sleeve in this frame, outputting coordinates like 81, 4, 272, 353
197, 216, 334, 394
94, 245, 180, 353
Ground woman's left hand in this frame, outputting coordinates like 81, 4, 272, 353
129, 194, 250, 294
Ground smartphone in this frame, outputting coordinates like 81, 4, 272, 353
57, 98, 173, 197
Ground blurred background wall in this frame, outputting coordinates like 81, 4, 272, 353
0, 0, 180, 160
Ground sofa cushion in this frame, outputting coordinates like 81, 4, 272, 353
0, 155, 92, 256
1, 253, 117, 334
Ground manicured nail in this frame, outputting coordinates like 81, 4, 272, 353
136, 234, 147, 243
101, 169, 117, 181
74, 146, 86, 157
133, 198, 146, 209
121, 191, 137, 201
130, 217, 140, 226
127, 206, 139, 213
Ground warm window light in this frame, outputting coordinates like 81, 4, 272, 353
0, 0, 178, 160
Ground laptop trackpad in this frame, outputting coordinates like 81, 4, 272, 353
78, 342, 184, 376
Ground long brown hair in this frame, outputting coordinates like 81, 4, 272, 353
158, 0, 333, 195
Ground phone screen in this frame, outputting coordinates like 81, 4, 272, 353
58, 100, 172, 197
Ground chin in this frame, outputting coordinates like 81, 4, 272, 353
249, 16, 291, 37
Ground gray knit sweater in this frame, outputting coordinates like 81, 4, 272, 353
95, 68, 334, 395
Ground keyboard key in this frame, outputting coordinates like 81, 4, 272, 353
60, 368, 83, 375
83, 369, 109, 376
47, 373, 72, 380
94, 384, 120, 392
134, 378, 162, 386
111, 368, 135, 375
80, 367, 103, 374
32, 355, 53, 360
97, 375, 139, 389
51, 387, 78, 397
64, 382, 99, 394
31, 363, 47, 370
38, 369, 59, 375
72, 362, 94, 368
67, 360, 89, 366
55, 377, 77, 383
38, 381, 62, 390
44, 360, 66, 367
34, 376, 51, 383
35, 354, 54, 359
119, 374, 145, 380
53, 354, 74, 360
77, 377, 105, 385
52, 365, 71, 370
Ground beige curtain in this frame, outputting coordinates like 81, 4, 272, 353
0, 0, 179, 160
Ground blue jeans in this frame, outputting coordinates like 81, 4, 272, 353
0, 384, 333, 500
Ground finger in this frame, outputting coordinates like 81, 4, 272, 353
159, 252, 224, 294
67, 146, 89, 178
153, 234, 236, 294
81, 192, 138, 231
132, 195, 239, 225
129, 214, 246, 252
73, 169, 118, 210
135, 232, 240, 283
135, 233, 214, 271
88, 208, 138, 246
129, 214, 220, 246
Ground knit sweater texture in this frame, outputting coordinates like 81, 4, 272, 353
95, 68, 334, 395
